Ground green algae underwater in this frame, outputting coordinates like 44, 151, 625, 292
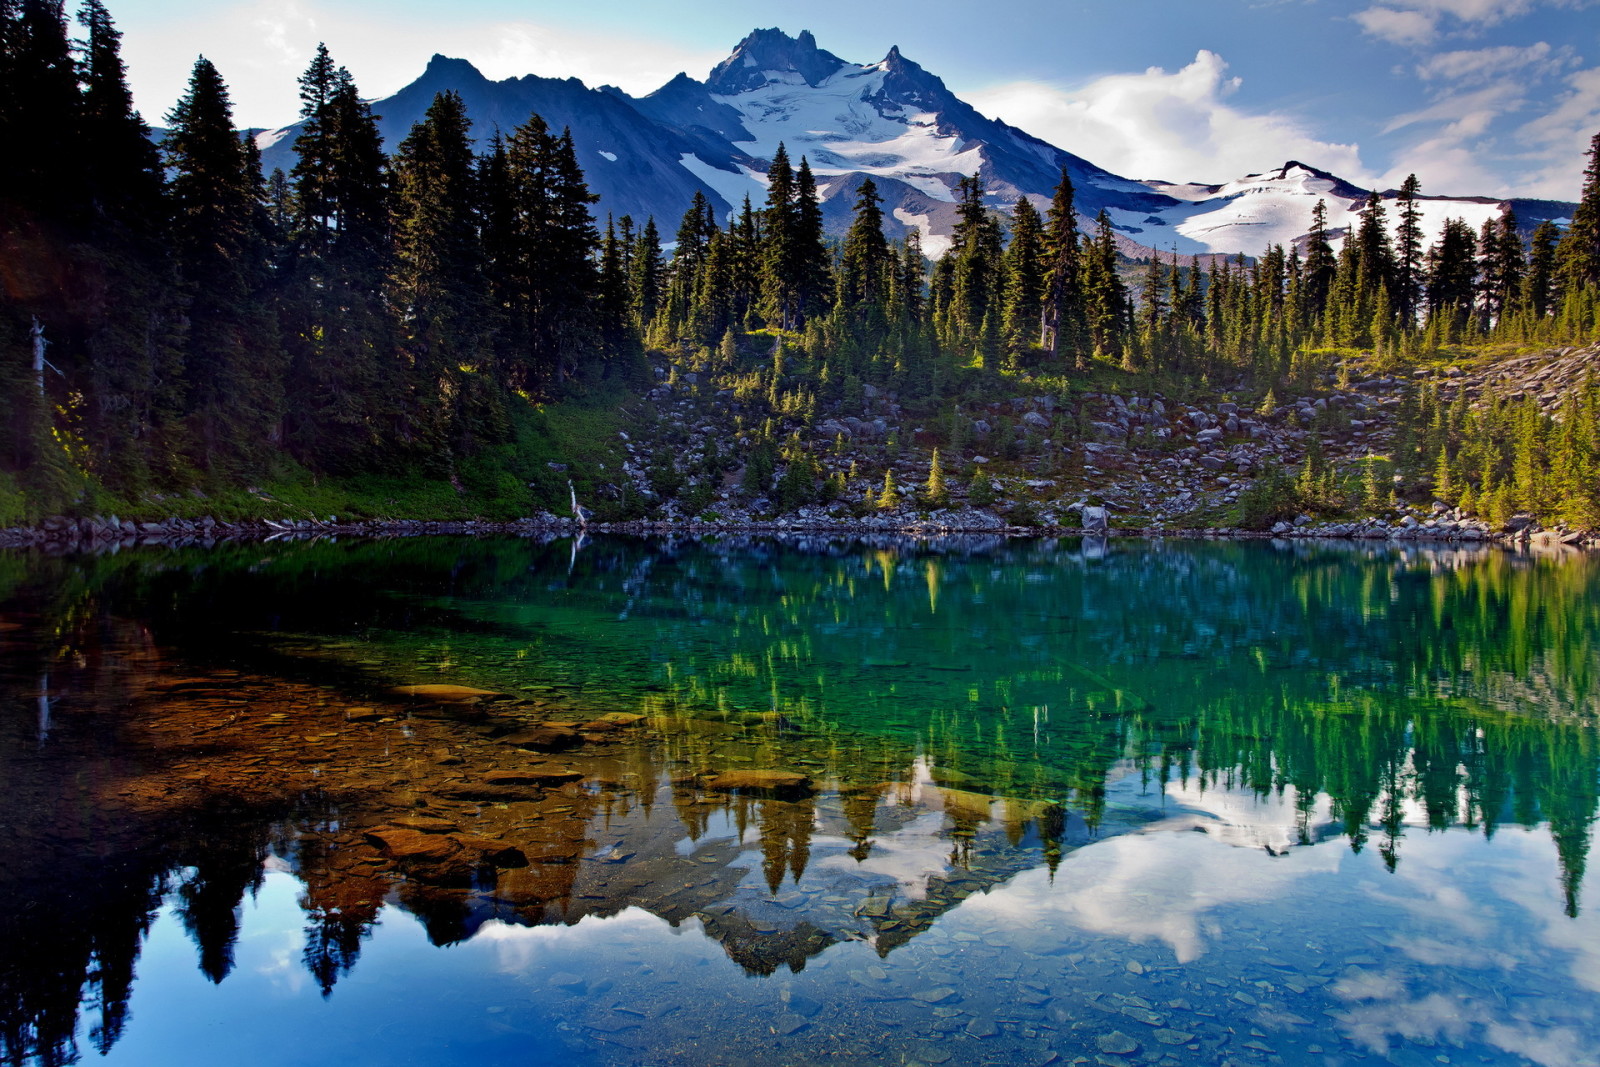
1, 533, 1598, 1067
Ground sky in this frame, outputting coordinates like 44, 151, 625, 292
102, 0, 1600, 201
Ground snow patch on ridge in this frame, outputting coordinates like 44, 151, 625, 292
894, 207, 949, 258
677, 154, 767, 218
711, 64, 981, 183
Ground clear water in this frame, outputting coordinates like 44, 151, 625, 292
1, 535, 1597, 1066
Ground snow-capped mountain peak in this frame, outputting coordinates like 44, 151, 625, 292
253, 29, 1576, 261
706, 28, 847, 94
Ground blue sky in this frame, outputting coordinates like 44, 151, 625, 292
106, 0, 1600, 199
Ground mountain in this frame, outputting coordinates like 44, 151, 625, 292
254, 29, 1576, 258
1133, 160, 1573, 259
256, 54, 719, 232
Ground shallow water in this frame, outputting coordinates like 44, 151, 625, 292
1, 534, 1597, 1066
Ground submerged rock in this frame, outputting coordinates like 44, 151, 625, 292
702, 768, 812, 797
390, 684, 506, 702
363, 826, 462, 863
500, 726, 580, 751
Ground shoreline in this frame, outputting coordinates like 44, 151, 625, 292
2, 510, 1590, 552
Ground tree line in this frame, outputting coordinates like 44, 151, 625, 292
3, 0, 1599, 518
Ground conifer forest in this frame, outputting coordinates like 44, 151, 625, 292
4, 0, 1600, 531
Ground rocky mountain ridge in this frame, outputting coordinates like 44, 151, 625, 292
253, 29, 1576, 260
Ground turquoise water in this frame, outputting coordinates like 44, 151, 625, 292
0, 535, 1597, 1065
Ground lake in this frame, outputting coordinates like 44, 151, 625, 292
1, 534, 1597, 1067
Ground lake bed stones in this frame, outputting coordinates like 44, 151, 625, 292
702, 768, 812, 797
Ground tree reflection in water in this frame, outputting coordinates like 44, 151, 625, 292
0, 535, 1595, 1064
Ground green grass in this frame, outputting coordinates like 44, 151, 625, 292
33, 388, 641, 526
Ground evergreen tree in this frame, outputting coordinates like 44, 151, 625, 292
1479, 209, 1524, 329
4, 0, 81, 217
923, 446, 948, 508
282, 46, 394, 469
759, 143, 799, 328
500, 119, 600, 387
1394, 174, 1424, 329
1301, 198, 1338, 325
629, 216, 664, 330
75, 0, 159, 227
729, 195, 762, 329
1083, 210, 1128, 363
664, 190, 715, 335
165, 56, 283, 473
948, 174, 1003, 357
390, 90, 497, 463
1523, 219, 1559, 321
897, 229, 925, 326
837, 177, 892, 313
1040, 167, 1085, 365
1001, 195, 1045, 363
1426, 218, 1478, 342
1556, 131, 1600, 293
791, 157, 832, 324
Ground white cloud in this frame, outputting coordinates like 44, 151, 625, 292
120, 1, 719, 130
1415, 42, 1573, 85
1373, 40, 1596, 197
965, 50, 1370, 187
1354, 0, 1591, 46
1513, 65, 1600, 197
1355, 7, 1440, 45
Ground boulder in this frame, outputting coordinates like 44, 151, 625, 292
389, 684, 505, 702
703, 768, 812, 797
484, 769, 584, 786
500, 726, 580, 752
363, 827, 462, 863
1081, 506, 1108, 533
388, 816, 461, 833
451, 835, 528, 867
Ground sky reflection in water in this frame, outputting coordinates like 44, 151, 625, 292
0, 534, 1595, 1066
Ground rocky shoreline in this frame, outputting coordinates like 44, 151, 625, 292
3, 502, 1594, 552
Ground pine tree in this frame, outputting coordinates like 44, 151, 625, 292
664, 190, 715, 336
1301, 199, 1338, 325
390, 90, 498, 463
948, 175, 1003, 356
4, 0, 81, 217
596, 216, 639, 372
924, 447, 948, 508
282, 46, 394, 469
1001, 196, 1045, 363
730, 195, 762, 329
878, 469, 901, 509
1394, 174, 1424, 330
76, 0, 160, 227
1556, 131, 1600, 293
629, 216, 663, 329
497, 117, 600, 388
759, 143, 799, 329
68, 0, 182, 484
165, 56, 284, 473
897, 229, 925, 326
837, 177, 892, 313
1136, 254, 1167, 372
1426, 218, 1478, 343
791, 157, 832, 325
1523, 220, 1559, 321
1083, 210, 1128, 363
1040, 167, 1085, 365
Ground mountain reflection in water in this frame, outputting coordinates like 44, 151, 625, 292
0, 534, 1596, 1066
